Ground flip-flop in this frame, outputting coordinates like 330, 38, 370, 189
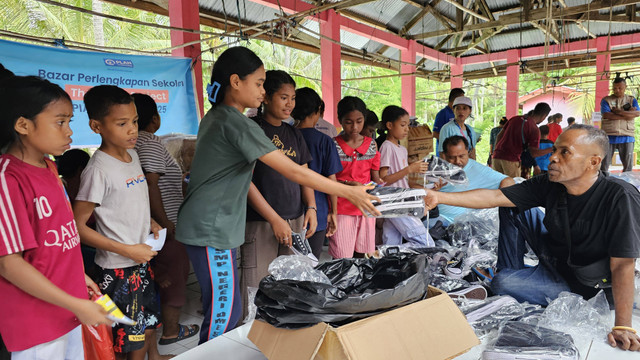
158, 324, 200, 345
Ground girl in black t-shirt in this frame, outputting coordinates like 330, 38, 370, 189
240, 70, 317, 319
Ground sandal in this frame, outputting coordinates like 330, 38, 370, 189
158, 324, 200, 345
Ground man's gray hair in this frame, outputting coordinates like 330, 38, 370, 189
568, 124, 609, 157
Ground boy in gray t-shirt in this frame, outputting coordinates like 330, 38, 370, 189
74, 85, 168, 357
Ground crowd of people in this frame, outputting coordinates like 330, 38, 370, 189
0, 45, 639, 360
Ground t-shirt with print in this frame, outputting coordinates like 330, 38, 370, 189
334, 135, 381, 216
176, 105, 276, 250
493, 115, 540, 162
437, 120, 478, 154
0, 155, 86, 352
247, 118, 312, 221
379, 140, 409, 188
299, 128, 342, 231
135, 131, 183, 224
439, 159, 507, 222
500, 172, 640, 296
76, 149, 150, 269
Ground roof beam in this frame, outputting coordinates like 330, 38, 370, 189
462, 32, 640, 66
529, 20, 561, 44
442, 0, 489, 22
452, 25, 506, 56
413, 0, 640, 39
399, 0, 450, 37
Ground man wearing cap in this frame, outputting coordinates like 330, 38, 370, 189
433, 88, 465, 151
492, 102, 553, 177
437, 96, 477, 159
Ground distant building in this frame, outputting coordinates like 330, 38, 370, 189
518, 86, 585, 128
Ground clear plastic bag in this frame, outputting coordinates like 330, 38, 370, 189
448, 208, 500, 248
365, 186, 426, 218
267, 255, 331, 284
289, 229, 319, 266
422, 155, 468, 186
429, 273, 470, 292
614, 171, 640, 191
482, 321, 580, 360
537, 291, 612, 351
242, 287, 259, 324
463, 296, 542, 336
459, 238, 497, 279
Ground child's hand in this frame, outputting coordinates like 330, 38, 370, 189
150, 219, 163, 239
431, 178, 447, 191
408, 161, 429, 174
326, 213, 338, 237
72, 298, 112, 327
84, 274, 101, 298
125, 244, 157, 264
270, 217, 292, 247
303, 209, 317, 238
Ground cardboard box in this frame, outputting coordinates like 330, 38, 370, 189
407, 125, 434, 163
248, 286, 479, 360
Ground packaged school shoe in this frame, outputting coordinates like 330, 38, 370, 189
366, 186, 426, 218
482, 321, 579, 360
448, 284, 487, 301
423, 155, 468, 185
290, 230, 318, 265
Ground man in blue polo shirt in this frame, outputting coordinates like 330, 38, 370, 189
437, 135, 514, 223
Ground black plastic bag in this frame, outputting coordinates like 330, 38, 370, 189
255, 254, 431, 328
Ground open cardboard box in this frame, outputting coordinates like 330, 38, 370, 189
248, 286, 479, 360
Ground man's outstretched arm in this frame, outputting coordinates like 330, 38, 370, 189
425, 188, 516, 210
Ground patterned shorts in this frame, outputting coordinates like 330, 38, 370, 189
99, 262, 160, 354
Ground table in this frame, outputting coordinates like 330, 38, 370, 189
177, 315, 640, 359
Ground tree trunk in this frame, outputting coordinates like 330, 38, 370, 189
92, 0, 104, 47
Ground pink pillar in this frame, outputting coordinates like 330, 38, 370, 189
169, 0, 204, 118
595, 37, 611, 112
505, 49, 520, 119
320, 10, 341, 127
401, 41, 416, 116
450, 58, 463, 89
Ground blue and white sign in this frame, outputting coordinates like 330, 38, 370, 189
0, 39, 200, 146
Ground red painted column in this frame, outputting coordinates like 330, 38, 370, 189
401, 40, 416, 116
595, 36, 611, 113
506, 49, 519, 119
450, 58, 463, 89
169, 0, 204, 118
320, 10, 341, 127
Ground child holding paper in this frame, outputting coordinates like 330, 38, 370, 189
73, 85, 171, 359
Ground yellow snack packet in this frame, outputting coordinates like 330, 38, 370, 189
95, 294, 136, 325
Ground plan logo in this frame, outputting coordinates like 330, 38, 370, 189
104, 58, 134, 68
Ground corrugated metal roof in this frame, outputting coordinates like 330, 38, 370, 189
194, 0, 640, 78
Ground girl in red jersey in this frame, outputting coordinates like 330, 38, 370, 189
0, 76, 110, 359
